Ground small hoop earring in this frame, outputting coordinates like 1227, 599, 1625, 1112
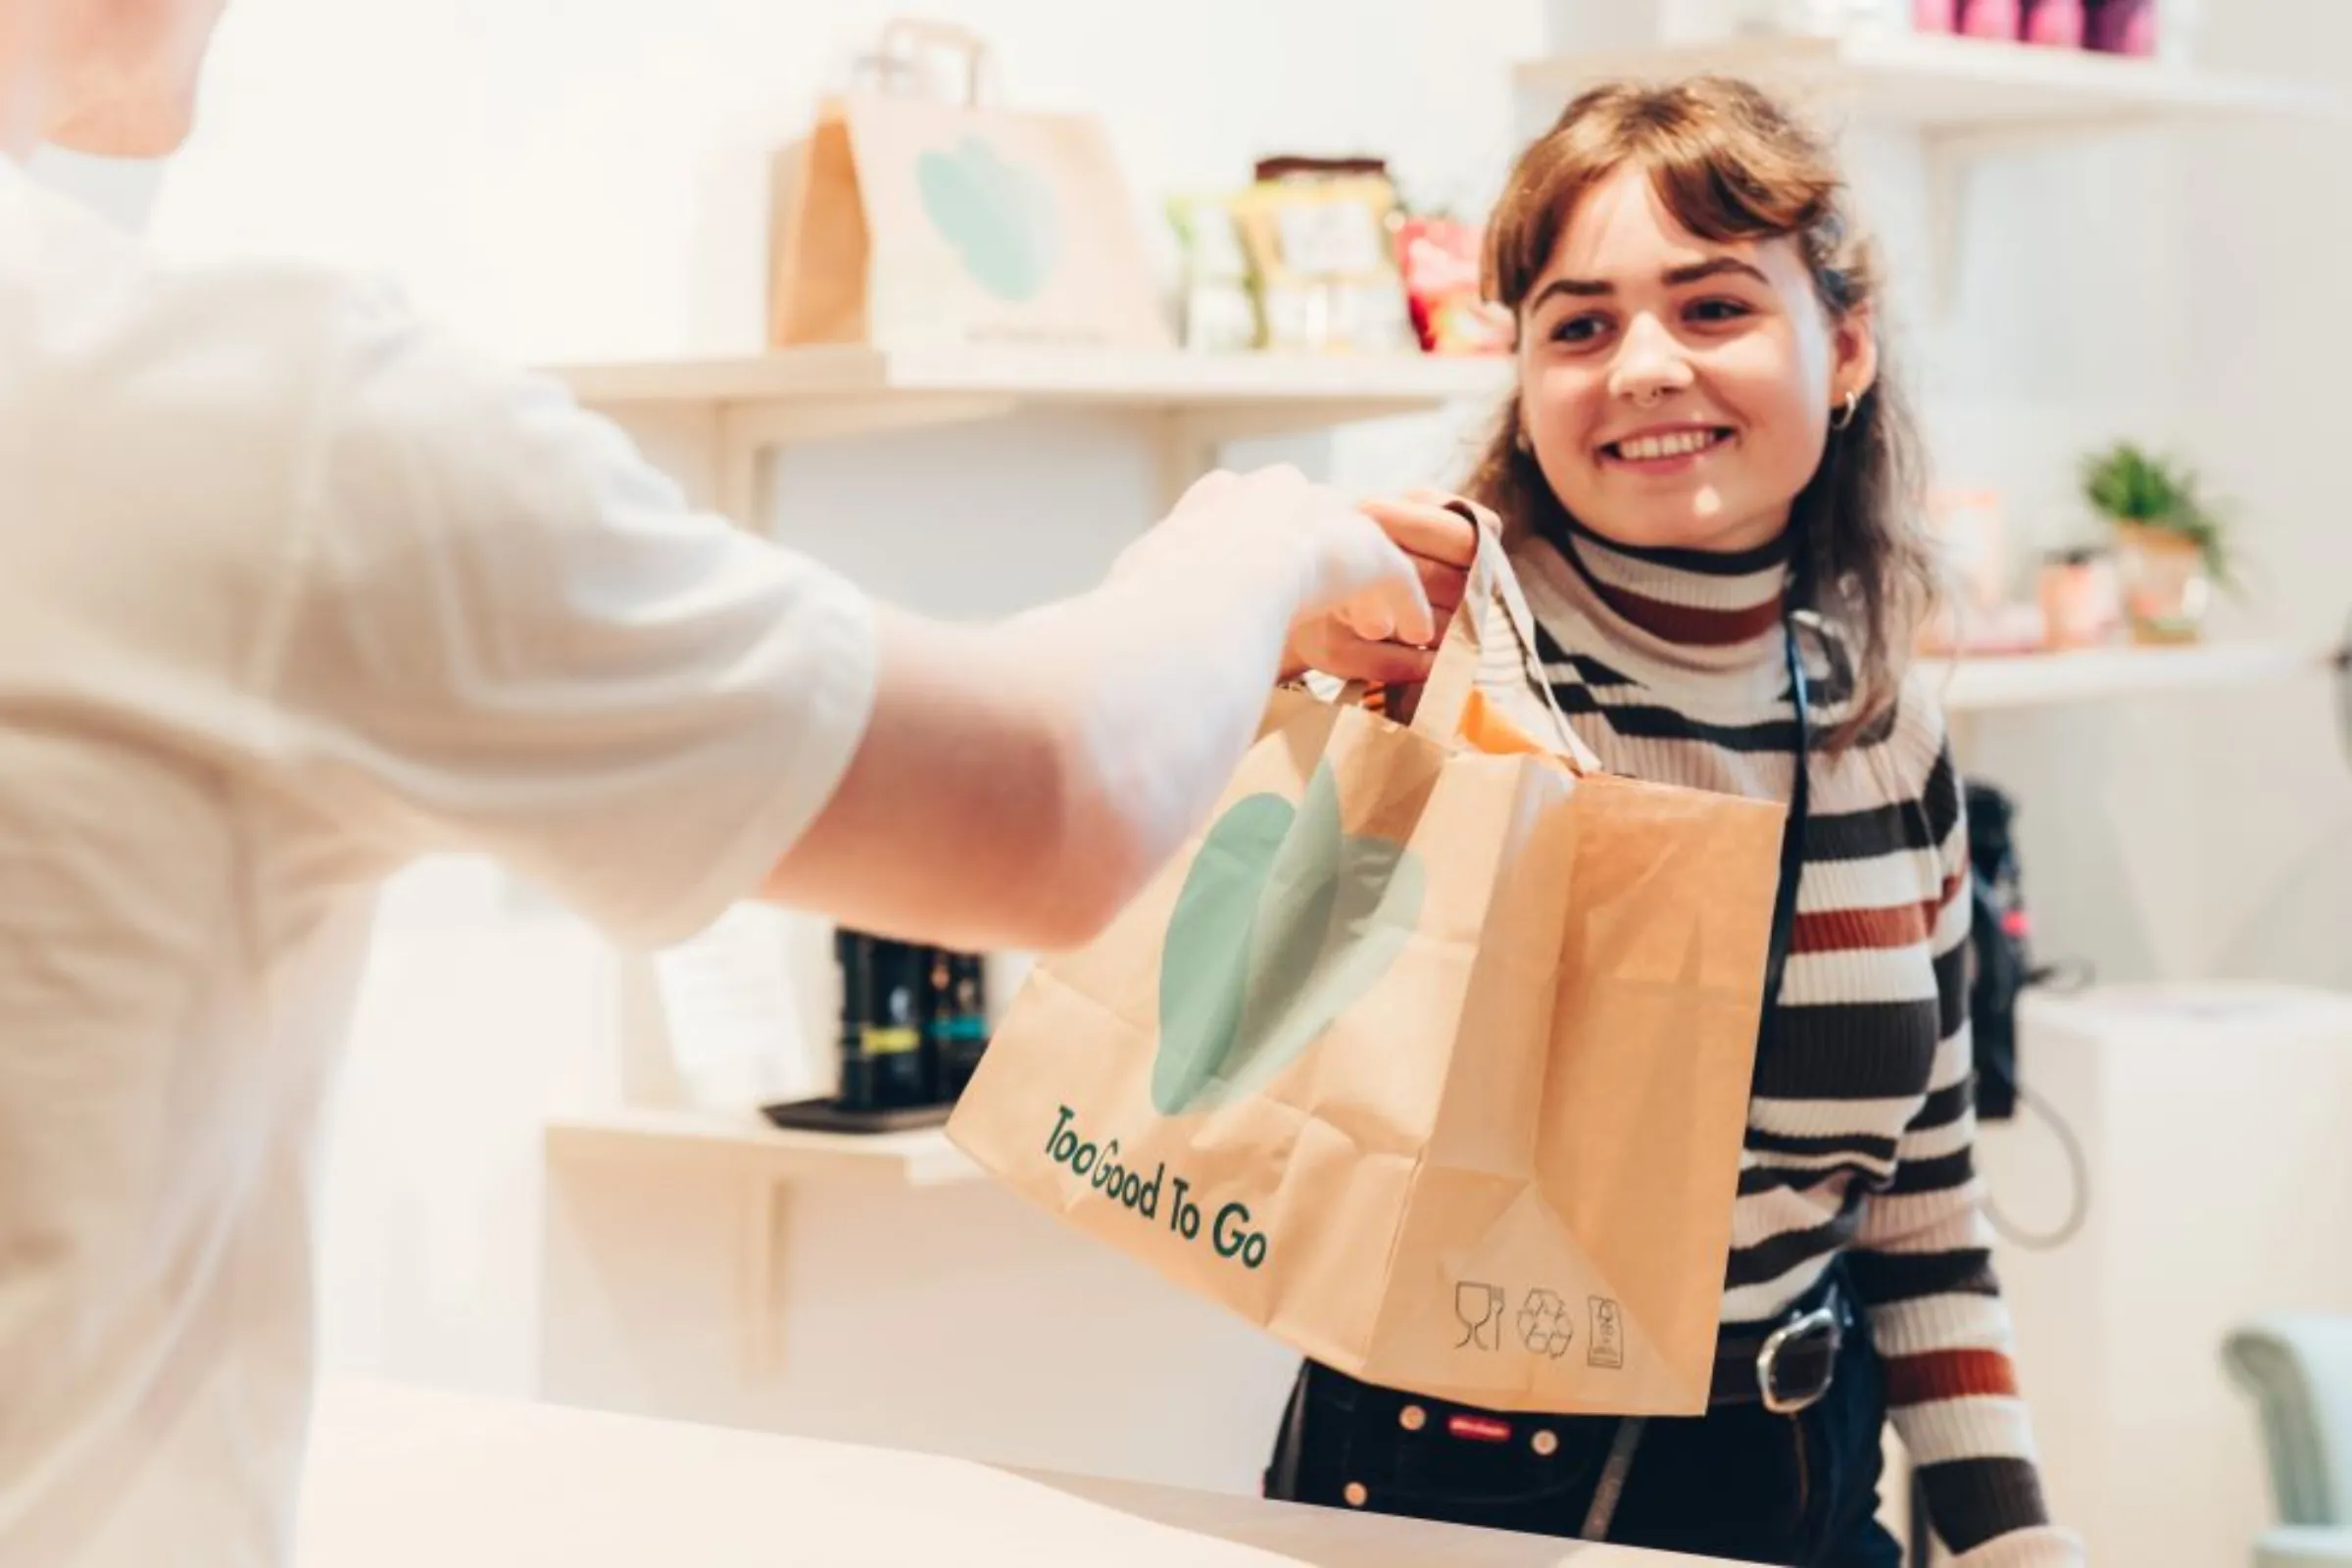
1831, 388, 1861, 431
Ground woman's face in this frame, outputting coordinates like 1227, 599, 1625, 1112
1518, 167, 1876, 556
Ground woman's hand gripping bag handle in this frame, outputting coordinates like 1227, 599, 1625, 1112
1385, 499, 1603, 773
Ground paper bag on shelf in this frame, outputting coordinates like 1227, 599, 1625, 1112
948, 512, 1783, 1416
768, 20, 1171, 354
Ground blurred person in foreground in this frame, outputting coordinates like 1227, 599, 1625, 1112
0, 4, 1440, 1562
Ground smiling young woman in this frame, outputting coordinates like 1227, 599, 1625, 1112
1466, 76, 1935, 749
1272, 78, 2083, 1567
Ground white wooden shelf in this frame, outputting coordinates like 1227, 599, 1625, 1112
1518, 33, 2335, 314
1922, 642, 2325, 713
540, 345, 1509, 524
543, 1106, 981, 1378
544, 1106, 980, 1189
1514, 32, 2336, 134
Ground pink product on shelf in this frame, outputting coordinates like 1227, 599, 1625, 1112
2019, 0, 2084, 47
1957, 0, 2020, 41
2084, 0, 2157, 54
2037, 550, 2122, 650
1914, 0, 1959, 30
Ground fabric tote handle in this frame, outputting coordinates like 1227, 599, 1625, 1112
1398, 501, 1599, 773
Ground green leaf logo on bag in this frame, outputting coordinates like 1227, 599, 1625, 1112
1152, 760, 1423, 1116
915, 135, 1059, 302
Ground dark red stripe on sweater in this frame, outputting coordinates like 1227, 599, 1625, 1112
1588, 580, 1784, 646
1790, 873, 1965, 956
1886, 1348, 2020, 1405
1792, 903, 1928, 954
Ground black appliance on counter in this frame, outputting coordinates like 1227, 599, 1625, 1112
762, 929, 993, 1135
1964, 780, 2032, 1122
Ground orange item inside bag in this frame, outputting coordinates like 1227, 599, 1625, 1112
1458, 688, 1573, 764
1366, 683, 1579, 767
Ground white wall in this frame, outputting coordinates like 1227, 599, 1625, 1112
153, 0, 1536, 365
114, 0, 2351, 1519
2172, 4, 2352, 985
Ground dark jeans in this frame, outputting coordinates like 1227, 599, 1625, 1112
1263, 1308, 1902, 1566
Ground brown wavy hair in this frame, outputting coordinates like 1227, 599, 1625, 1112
1466, 75, 1934, 748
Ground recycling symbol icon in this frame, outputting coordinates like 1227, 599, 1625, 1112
1518, 1289, 1573, 1358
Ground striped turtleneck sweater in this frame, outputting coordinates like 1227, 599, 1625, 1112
1512, 522, 2075, 1565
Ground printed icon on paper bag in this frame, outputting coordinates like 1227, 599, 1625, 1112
1517, 1290, 1574, 1358
1455, 1283, 1504, 1351
1589, 1297, 1625, 1370
1152, 760, 1424, 1116
916, 135, 1059, 302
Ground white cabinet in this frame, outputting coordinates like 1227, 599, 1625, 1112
1975, 985, 2352, 1565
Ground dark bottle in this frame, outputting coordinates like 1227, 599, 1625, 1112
928, 950, 991, 1102
864, 939, 929, 1107
834, 929, 877, 1111
919, 946, 951, 1105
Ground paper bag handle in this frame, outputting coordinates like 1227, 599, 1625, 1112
868, 18, 992, 107
1404, 502, 1599, 772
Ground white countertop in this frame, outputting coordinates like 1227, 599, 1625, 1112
294, 1382, 1733, 1567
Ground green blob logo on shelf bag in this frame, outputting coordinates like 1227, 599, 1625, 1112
1152, 760, 1423, 1116
915, 135, 1058, 302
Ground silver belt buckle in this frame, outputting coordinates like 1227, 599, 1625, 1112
1756, 1305, 1839, 1416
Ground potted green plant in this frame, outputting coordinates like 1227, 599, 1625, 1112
2080, 441, 2234, 645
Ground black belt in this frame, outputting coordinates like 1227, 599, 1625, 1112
1707, 1268, 1852, 1413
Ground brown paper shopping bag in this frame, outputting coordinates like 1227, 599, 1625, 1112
948, 525, 1786, 1415
769, 21, 1171, 352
